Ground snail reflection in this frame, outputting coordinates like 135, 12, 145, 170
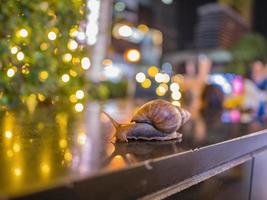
103, 139, 183, 170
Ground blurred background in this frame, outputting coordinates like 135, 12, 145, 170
1, 1, 267, 198
0, 0, 267, 123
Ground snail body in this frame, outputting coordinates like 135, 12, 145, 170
104, 99, 191, 142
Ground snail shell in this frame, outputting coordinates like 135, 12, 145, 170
104, 99, 190, 142
131, 99, 190, 133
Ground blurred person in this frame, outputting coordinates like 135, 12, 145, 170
251, 58, 267, 90
183, 55, 212, 116
249, 58, 267, 123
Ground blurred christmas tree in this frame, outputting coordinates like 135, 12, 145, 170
0, 0, 90, 109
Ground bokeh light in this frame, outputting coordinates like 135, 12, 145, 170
61, 74, 70, 83
75, 103, 84, 112
48, 31, 57, 40
81, 57, 91, 70
141, 78, 151, 88
76, 90, 85, 99
125, 49, 141, 62
135, 72, 146, 83
147, 66, 159, 78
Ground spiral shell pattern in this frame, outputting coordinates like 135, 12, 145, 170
131, 99, 190, 133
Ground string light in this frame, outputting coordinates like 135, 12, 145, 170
14, 168, 22, 176
81, 57, 91, 70
48, 31, 57, 40
11, 46, 18, 54
61, 74, 70, 83
37, 93, 46, 102
59, 139, 68, 148
77, 133, 87, 145
62, 53, 72, 62
39, 71, 49, 81
75, 103, 84, 112
19, 28, 28, 38
67, 39, 78, 50
5, 131, 12, 139
69, 69, 77, 77
40, 43, 48, 51
13, 143, 20, 152
17, 51, 24, 61
135, 72, 146, 83
64, 151, 72, 161
76, 90, 84, 99
162, 73, 170, 83
7, 68, 15, 77
69, 94, 78, 103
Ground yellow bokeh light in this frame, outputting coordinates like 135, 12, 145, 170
13, 143, 21, 152
81, 57, 91, 70
64, 151, 72, 161
7, 68, 15, 77
141, 78, 151, 88
137, 24, 149, 33
124, 49, 141, 62
37, 93, 46, 102
40, 43, 48, 51
48, 31, 57, 40
67, 39, 78, 50
18, 29, 28, 38
75, 103, 84, 112
11, 46, 18, 54
76, 90, 84, 99
5, 130, 12, 139
61, 74, 70, 83
69, 27, 78, 37
21, 64, 30, 75
17, 51, 24, 61
172, 101, 181, 107
72, 57, 80, 65
147, 66, 159, 78
14, 168, 22, 177
102, 59, 112, 66
7, 150, 13, 158
69, 94, 78, 103
159, 83, 168, 91
59, 139, 68, 148
171, 74, 184, 83
156, 86, 166, 96
62, 53, 72, 62
69, 69, 77, 77
171, 91, 182, 100
135, 72, 146, 83
39, 71, 49, 81
40, 163, 50, 174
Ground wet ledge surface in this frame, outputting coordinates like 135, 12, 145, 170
0, 100, 266, 199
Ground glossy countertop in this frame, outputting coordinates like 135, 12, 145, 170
0, 99, 266, 198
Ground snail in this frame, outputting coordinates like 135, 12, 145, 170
104, 99, 191, 142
